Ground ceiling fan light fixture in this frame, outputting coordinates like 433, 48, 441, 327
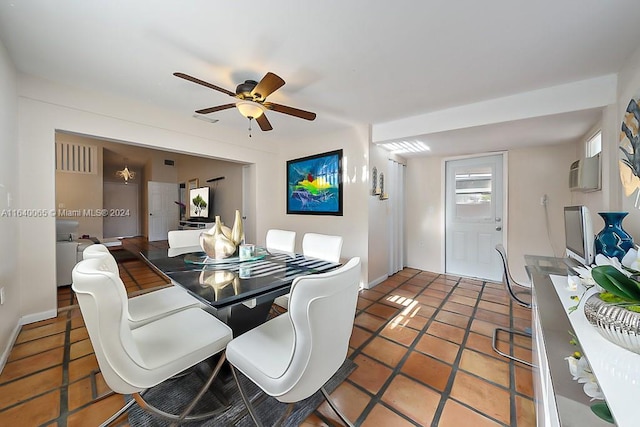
236, 100, 265, 119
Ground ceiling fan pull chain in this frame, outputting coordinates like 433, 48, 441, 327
248, 117, 252, 138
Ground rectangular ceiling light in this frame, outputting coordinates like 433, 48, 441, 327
379, 140, 430, 154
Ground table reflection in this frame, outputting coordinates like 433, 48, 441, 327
198, 269, 240, 301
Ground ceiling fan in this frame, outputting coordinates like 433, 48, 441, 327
174, 71, 316, 133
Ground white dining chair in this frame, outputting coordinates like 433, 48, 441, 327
72, 257, 233, 426
226, 257, 361, 427
302, 232, 343, 263
273, 232, 343, 312
82, 244, 201, 329
265, 229, 296, 254
265, 229, 298, 313
168, 228, 206, 249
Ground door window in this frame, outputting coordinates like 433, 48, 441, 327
454, 168, 493, 221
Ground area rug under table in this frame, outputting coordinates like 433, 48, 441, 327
109, 248, 139, 263
127, 358, 357, 426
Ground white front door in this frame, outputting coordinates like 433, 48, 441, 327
148, 181, 179, 242
445, 154, 505, 281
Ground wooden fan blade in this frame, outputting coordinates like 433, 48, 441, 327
195, 103, 236, 114
174, 72, 236, 97
251, 72, 285, 100
256, 114, 273, 131
264, 102, 316, 121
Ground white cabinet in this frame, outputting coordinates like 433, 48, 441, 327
178, 220, 214, 230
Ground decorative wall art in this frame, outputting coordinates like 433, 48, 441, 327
287, 149, 343, 215
620, 93, 640, 208
379, 172, 389, 200
371, 166, 381, 195
189, 187, 209, 217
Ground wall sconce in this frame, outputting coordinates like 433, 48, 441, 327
371, 167, 381, 196
379, 172, 388, 200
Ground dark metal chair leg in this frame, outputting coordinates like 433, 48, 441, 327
109, 353, 230, 426
231, 365, 264, 427
321, 386, 354, 427
98, 396, 138, 427
492, 327, 535, 367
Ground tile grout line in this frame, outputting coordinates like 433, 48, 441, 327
430, 279, 512, 427
312, 270, 424, 426
429, 276, 476, 427
352, 272, 439, 426
53, 308, 72, 426
353, 273, 463, 426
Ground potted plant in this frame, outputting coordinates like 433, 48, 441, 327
585, 265, 640, 354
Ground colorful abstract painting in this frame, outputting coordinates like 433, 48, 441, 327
287, 149, 343, 215
620, 93, 640, 208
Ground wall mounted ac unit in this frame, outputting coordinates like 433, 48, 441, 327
569, 154, 600, 192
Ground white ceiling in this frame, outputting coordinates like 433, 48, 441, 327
1, 1, 640, 156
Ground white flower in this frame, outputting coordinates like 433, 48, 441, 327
596, 254, 633, 277
567, 275, 581, 291
571, 266, 596, 287
622, 247, 640, 272
565, 356, 604, 401
583, 381, 605, 401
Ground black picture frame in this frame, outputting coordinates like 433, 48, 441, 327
286, 149, 343, 215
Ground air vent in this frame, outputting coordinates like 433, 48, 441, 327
164, 159, 175, 166
55, 142, 97, 174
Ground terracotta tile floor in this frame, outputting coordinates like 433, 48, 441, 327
0, 238, 535, 426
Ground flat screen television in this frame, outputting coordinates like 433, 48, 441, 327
564, 205, 595, 266
189, 187, 211, 220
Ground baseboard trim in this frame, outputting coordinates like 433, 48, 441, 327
20, 309, 57, 326
0, 322, 21, 375
367, 274, 389, 289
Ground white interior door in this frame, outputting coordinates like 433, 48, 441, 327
148, 181, 179, 242
445, 154, 505, 281
103, 181, 139, 238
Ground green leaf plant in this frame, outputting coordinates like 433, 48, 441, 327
590, 265, 640, 313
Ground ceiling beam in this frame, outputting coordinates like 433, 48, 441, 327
372, 74, 617, 143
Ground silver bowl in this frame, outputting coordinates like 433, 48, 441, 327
583, 293, 640, 354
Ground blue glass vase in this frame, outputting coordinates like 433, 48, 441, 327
594, 212, 634, 261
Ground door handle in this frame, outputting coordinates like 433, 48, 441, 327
496, 226, 502, 231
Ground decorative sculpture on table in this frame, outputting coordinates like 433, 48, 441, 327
585, 264, 640, 355
199, 210, 244, 259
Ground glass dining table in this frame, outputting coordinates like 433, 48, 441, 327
139, 246, 341, 335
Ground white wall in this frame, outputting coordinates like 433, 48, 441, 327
507, 144, 576, 281
367, 144, 391, 287
404, 144, 576, 283
265, 127, 371, 286
55, 133, 105, 238
0, 40, 20, 369
10, 74, 370, 335
405, 156, 445, 273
